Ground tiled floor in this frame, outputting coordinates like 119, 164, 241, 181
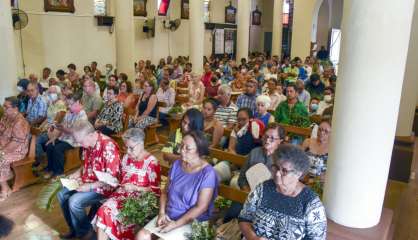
0, 142, 417, 240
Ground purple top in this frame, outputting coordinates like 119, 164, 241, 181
166, 160, 218, 221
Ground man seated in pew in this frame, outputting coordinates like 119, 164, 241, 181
202, 99, 224, 148
57, 120, 121, 240
308, 97, 321, 116
0, 97, 30, 201
156, 78, 175, 126
228, 108, 264, 156
223, 123, 284, 222
26, 82, 48, 127
94, 86, 124, 136
239, 144, 327, 240
81, 79, 103, 123
214, 84, 238, 129
254, 95, 275, 127
162, 108, 204, 164
43, 92, 88, 179
92, 128, 161, 240
274, 83, 310, 127
34, 85, 67, 168
137, 131, 218, 240
263, 78, 286, 111
236, 79, 258, 115
302, 119, 331, 184
129, 79, 158, 130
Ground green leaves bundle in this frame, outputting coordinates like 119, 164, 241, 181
184, 221, 216, 240
118, 191, 159, 226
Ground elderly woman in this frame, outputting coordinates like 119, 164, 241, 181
228, 108, 262, 156
93, 128, 161, 240
302, 119, 331, 180
136, 131, 218, 240
129, 79, 158, 129
254, 95, 275, 127
239, 144, 327, 240
0, 97, 30, 201
202, 99, 224, 148
95, 86, 124, 136
184, 73, 205, 108
162, 108, 204, 164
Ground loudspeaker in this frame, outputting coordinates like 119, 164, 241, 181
96, 16, 114, 26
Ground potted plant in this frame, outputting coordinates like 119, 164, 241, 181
118, 191, 159, 226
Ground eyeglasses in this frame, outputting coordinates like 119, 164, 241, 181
271, 164, 298, 176
318, 128, 331, 134
264, 135, 280, 142
127, 143, 140, 152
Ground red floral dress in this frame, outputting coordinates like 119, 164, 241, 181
92, 153, 161, 240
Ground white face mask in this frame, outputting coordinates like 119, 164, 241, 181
17, 86, 24, 93
324, 95, 332, 103
48, 93, 58, 103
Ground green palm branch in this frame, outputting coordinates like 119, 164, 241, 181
36, 179, 63, 211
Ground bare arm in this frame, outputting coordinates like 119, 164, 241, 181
210, 121, 224, 148
228, 136, 237, 154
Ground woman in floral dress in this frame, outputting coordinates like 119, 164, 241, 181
92, 128, 161, 240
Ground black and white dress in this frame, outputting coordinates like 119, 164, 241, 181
238, 179, 327, 240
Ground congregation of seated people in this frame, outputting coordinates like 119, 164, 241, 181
0, 54, 335, 239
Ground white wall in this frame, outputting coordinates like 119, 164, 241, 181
15, 0, 272, 77
15, 0, 116, 77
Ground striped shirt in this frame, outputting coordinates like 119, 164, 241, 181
214, 102, 238, 128
236, 93, 258, 115
26, 95, 47, 123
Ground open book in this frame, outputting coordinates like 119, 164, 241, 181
60, 178, 80, 191
93, 170, 119, 187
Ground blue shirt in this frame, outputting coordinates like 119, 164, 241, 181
26, 95, 47, 123
236, 93, 258, 115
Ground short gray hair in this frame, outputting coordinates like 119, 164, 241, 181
72, 120, 95, 137
122, 128, 145, 144
273, 144, 310, 176
218, 84, 232, 97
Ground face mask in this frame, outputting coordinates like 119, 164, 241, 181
48, 93, 58, 103
310, 103, 319, 111
324, 95, 332, 103
17, 86, 24, 93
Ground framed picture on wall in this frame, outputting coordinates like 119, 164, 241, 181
252, 7, 262, 25
225, 2, 236, 24
44, 0, 75, 13
134, 0, 147, 17
181, 0, 189, 19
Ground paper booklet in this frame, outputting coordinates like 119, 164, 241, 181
245, 163, 272, 191
60, 178, 80, 191
93, 170, 119, 187
144, 217, 191, 240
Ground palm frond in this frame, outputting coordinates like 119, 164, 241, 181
37, 180, 62, 211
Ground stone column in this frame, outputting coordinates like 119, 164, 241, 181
396, 0, 418, 137
0, 0, 18, 101
237, 0, 251, 61
323, 0, 416, 228
271, 0, 283, 57
189, 0, 204, 74
115, 0, 135, 80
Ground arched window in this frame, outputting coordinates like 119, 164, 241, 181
204, 0, 211, 23
94, 0, 107, 16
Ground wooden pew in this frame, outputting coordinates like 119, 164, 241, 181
279, 124, 312, 143
64, 148, 82, 172
209, 147, 246, 168
11, 134, 38, 192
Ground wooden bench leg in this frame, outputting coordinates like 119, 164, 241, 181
145, 127, 159, 146
64, 148, 81, 173
12, 164, 38, 192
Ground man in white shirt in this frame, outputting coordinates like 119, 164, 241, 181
296, 79, 311, 108
317, 87, 334, 115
